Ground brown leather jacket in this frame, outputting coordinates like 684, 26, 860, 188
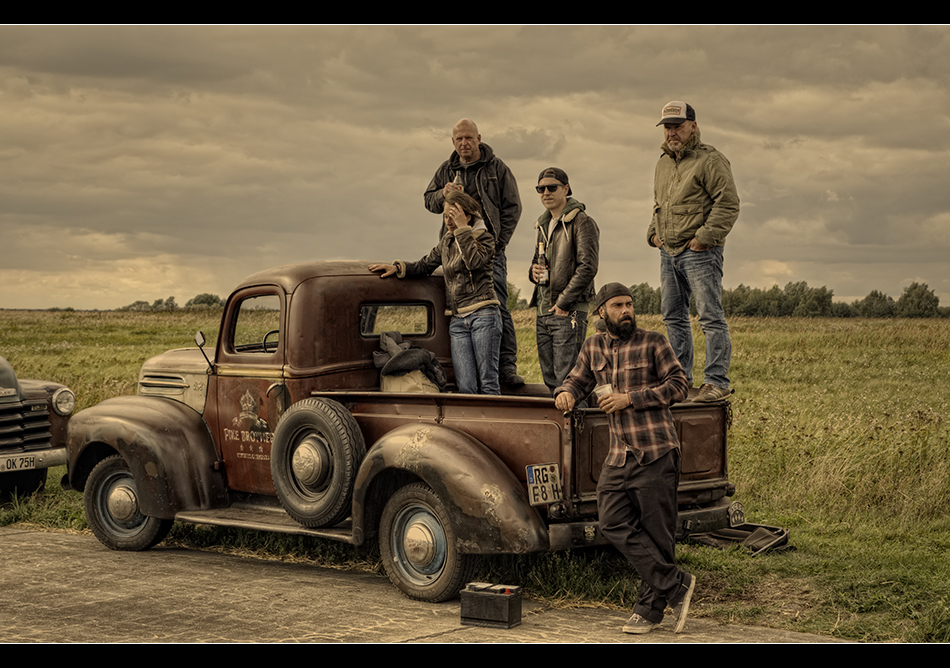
529, 198, 600, 311
396, 220, 499, 317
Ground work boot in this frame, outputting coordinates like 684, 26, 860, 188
500, 368, 525, 386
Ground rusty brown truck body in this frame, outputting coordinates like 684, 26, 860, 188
65, 261, 740, 602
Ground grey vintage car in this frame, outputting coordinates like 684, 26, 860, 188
0, 355, 76, 499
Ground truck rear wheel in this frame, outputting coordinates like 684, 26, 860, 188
84, 454, 172, 551
271, 398, 366, 528
379, 483, 477, 602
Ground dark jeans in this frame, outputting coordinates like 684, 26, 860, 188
536, 310, 588, 396
492, 248, 518, 376
597, 448, 689, 623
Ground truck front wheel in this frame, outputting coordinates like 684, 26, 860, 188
379, 483, 477, 602
83, 454, 173, 551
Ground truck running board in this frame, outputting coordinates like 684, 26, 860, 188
175, 505, 358, 544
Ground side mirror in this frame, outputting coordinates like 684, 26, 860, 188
195, 331, 213, 372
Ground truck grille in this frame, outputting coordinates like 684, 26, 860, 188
0, 399, 52, 452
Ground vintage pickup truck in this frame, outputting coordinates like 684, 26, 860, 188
1, 355, 76, 500
65, 261, 740, 602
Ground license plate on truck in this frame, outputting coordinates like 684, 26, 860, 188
2, 455, 36, 472
526, 463, 562, 506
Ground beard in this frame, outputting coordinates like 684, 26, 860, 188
605, 312, 636, 340
667, 130, 694, 153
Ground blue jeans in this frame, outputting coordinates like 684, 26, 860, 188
536, 311, 588, 396
660, 246, 731, 389
492, 249, 518, 376
449, 306, 502, 395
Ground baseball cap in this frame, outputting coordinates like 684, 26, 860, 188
657, 101, 696, 126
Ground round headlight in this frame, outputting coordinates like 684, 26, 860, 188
52, 388, 76, 416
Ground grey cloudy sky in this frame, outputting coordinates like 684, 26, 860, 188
2, 25, 948, 310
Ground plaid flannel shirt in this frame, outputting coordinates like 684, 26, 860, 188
556, 328, 689, 467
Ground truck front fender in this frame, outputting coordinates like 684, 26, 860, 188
353, 423, 549, 555
66, 396, 228, 519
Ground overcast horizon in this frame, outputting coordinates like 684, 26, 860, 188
2, 25, 948, 310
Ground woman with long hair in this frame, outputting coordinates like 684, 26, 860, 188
369, 190, 501, 394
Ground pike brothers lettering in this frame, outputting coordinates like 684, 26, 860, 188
227, 389, 274, 459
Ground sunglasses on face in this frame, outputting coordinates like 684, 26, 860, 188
536, 184, 562, 193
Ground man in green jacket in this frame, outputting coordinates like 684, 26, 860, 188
647, 101, 739, 403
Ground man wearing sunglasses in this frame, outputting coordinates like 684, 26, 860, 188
648, 101, 739, 404
424, 118, 524, 387
529, 167, 599, 396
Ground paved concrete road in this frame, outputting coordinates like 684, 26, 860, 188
1, 525, 840, 643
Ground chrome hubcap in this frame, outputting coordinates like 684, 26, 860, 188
107, 483, 139, 523
403, 520, 437, 568
291, 435, 330, 488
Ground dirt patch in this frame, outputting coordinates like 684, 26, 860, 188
689, 572, 821, 628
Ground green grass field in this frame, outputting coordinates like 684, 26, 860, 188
2, 308, 949, 641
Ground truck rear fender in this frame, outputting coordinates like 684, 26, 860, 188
352, 423, 549, 555
66, 396, 228, 519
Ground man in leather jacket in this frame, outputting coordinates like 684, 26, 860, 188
529, 167, 599, 396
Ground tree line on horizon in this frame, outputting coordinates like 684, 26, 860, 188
115, 293, 225, 312
110, 282, 945, 318
626, 280, 947, 318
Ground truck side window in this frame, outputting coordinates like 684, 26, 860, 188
360, 304, 430, 337
232, 294, 281, 354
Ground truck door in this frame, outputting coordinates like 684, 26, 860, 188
212, 289, 286, 494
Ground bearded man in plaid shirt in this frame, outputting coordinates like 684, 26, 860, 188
554, 282, 695, 635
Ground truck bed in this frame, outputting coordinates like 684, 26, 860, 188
315, 387, 734, 543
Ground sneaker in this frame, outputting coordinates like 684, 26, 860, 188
691, 384, 731, 403
622, 612, 658, 635
670, 573, 696, 633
